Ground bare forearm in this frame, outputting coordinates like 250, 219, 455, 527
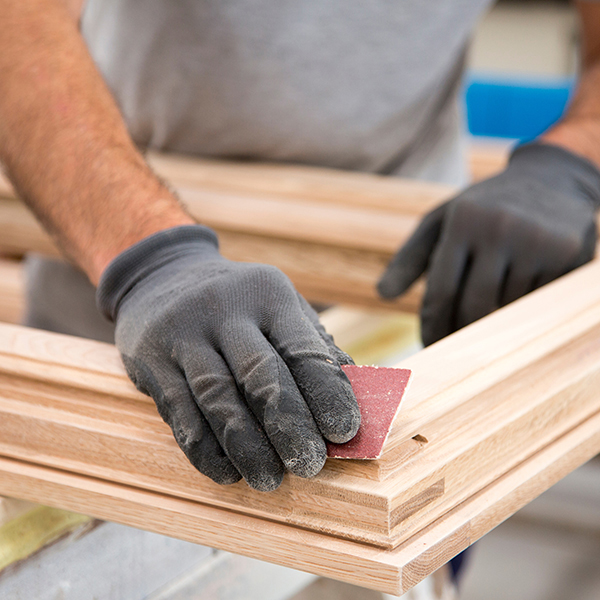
0, 0, 194, 284
542, 64, 600, 168
542, 1, 600, 170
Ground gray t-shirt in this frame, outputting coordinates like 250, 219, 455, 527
82, 0, 493, 186
26, 1, 495, 342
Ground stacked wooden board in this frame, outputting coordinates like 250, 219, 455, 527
0, 258, 599, 593
0, 154, 453, 311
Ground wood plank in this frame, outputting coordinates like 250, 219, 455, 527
0, 259, 23, 325
144, 151, 454, 214
0, 260, 599, 550
1, 142, 509, 227
177, 186, 417, 253
0, 310, 597, 548
0, 149, 589, 314
146, 143, 508, 197
387, 259, 600, 450
0, 405, 598, 596
0, 153, 454, 311
0, 196, 423, 312
467, 141, 510, 182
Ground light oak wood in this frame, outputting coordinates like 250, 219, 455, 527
467, 142, 510, 182
0, 155, 453, 312
0, 497, 37, 527
0, 151, 450, 250
2, 151, 600, 593
0, 309, 596, 548
0, 406, 598, 596
0, 259, 23, 325
0, 260, 599, 552
0, 146, 575, 315
144, 151, 454, 214
4, 144, 500, 210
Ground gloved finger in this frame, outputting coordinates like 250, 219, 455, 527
295, 292, 355, 366
501, 226, 591, 306
500, 258, 540, 306
267, 306, 361, 444
493, 218, 547, 306
181, 348, 285, 492
377, 202, 449, 299
120, 354, 241, 486
568, 220, 597, 270
219, 324, 327, 479
456, 250, 508, 330
420, 237, 471, 347
533, 237, 586, 289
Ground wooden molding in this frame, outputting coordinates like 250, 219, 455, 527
2, 149, 600, 593
0, 146, 579, 314
0, 260, 598, 584
0, 154, 455, 312
0, 259, 23, 325
0, 401, 598, 596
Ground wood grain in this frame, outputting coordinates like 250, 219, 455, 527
0, 260, 599, 550
2, 150, 600, 593
0, 147, 577, 316
0, 259, 23, 325
0, 153, 454, 311
144, 151, 454, 214
0, 406, 598, 596
387, 259, 600, 451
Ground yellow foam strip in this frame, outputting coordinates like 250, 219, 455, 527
0, 506, 91, 572
320, 307, 421, 366
342, 313, 420, 366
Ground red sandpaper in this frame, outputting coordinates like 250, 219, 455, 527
326, 365, 412, 460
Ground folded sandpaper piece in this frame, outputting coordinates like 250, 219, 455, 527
327, 365, 412, 460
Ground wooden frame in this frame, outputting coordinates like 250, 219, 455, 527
0, 259, 599, 593
1, 148, 599, 594
1, 409, 597, 596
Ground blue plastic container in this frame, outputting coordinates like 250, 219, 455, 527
465, 75, 575, 141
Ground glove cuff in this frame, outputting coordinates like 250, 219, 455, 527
96, 225, 220, 321
510, 142, 600, 210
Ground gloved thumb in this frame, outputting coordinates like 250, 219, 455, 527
377, 201, 449, 299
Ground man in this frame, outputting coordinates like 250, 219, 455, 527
2, 0, 600, 496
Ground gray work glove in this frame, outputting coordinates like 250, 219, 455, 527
97, 226, 360, 492
378, 142, 600, 346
